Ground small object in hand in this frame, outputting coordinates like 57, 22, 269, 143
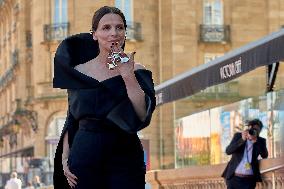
107, 62, 117, 70
107, 51, 130, 70
119, 53, 130, 64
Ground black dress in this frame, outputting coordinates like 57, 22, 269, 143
53, 33, 156, 189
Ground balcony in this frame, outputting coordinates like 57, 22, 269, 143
0, 49, 19, 88
200, 24, 230, 43
43, 22, 69, 42
126, 22, 142, 41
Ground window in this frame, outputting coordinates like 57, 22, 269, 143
50, 52, 55, 80
115, 0, 133, 22
175, 111, 211, 167
46, 117, 65, 140
203, 0, 223, 25
47, 0, 68, 41
52, 0, 68, 24
45, 117, 65, 167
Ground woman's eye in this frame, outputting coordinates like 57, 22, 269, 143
102, 26, 110, 30
117, 26, 124, 30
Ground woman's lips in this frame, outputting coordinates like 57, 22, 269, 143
109, 40, 120, 43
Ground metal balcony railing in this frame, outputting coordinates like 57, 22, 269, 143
126, 22, 142, 41
0, 49, 19, 88
43, 22, 69, 42
0, 68, 13, 87
200, 24, 230, 43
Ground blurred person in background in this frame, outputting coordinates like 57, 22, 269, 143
53, 5, 156, 189
222, 119, 268, 189
4, 172, 22, 189
32, 176, 43, 189
24, 182, 34, 189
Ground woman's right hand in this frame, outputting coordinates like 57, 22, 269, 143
62, 158, 78, 188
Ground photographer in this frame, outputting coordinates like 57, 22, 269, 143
222, 119, 268, 189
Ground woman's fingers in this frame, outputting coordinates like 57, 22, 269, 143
66, 170, 78, 181
67, 179, 76, 188
128, 51, 136, 62
65, 172, 77, 188
108, 42, 136, 72
64, 169, 77, 183
63, 162, 78, 187
115, 42, 122, 52
110, 42, 120, 53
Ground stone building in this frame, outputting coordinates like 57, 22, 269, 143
0, 0, 283, 187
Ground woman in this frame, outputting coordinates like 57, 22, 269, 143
53, 6, 156, 189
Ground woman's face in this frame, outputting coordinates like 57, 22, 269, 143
93, 13, 125, 53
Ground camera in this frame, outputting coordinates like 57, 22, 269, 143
248, 128, 258, 136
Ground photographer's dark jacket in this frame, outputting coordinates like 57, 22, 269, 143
221, 132, 268, 182
52, 33, 156, 188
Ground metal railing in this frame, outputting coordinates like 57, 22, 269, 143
0, 49, 19, 89
126, 21, 142, 41
0, 69, 13, 88
43, 22, 69, 42
200, 24, 230, 43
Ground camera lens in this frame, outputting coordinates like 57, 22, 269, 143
248, 128, 257, 136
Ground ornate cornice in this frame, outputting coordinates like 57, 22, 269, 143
0, 99, 38, 146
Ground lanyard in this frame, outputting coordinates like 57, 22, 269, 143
245, 141, 253, 163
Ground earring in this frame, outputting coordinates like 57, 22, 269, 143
89, 29, 93, 35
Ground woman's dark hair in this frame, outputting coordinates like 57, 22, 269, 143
91, 6, 127, 32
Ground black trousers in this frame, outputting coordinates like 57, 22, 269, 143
226, 176, 256, 189
68, 122, 146, 189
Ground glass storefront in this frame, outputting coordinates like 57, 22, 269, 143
156, 64, 284, 170
175, 89, 284, 168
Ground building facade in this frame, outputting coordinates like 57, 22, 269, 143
155, 0, 284, 170
0, 0, 283, 187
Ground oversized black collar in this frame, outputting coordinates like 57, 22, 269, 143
53, 33, 101, 89
53, 33, 152, 90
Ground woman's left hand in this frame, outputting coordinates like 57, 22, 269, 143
110, 42, 136, 77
